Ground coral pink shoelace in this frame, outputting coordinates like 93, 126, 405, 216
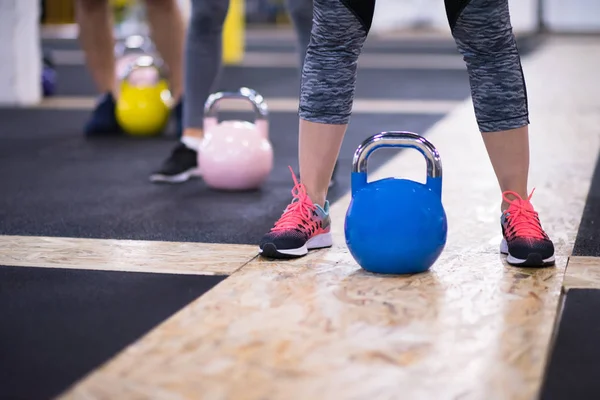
271, 167, 316, 232
502, 189, 546, 239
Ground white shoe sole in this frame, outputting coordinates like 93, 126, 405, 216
500, 238, 555, 266
150, 168, 201, 184
259, 232, 333, 258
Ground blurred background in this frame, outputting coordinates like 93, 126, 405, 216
38, 0, 600, 38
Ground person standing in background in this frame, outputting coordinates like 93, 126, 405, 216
75, 0, 185, 136
149, 0, 341, 188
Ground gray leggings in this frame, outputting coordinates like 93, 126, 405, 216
183, 0, 313, 129
300, 0, 529, 133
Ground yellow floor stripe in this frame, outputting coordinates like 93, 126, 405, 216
0, 236, 256, 276
563, 256, 600, 292
59, 36, 600, 400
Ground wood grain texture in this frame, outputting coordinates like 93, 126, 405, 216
0, 235, 256, 275
60, 37, 600, 400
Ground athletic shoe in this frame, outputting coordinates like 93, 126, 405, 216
500, 190, 555, 267
259, 168, 333, 258
150, 142, 199, 183
84, 92, 123, 136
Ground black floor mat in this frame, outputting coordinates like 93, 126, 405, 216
0, 265, 225, 400
0, 110, 443, 244
52, 64, 471, 99
573, 153, 600, 256
540, 289, 600, 400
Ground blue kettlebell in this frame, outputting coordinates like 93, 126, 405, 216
344, 131, 447, 275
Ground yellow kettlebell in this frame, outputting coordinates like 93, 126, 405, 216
111, 0, 132, 8
115, 55, 172, 137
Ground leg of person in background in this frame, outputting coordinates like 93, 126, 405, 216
76, 0, 185, 136
258, 0, 554, 267
149, 0, 329, 185
446, 0, 554, 266
259, 0, 373, 258
144, 0, 185, 136
285, 0, 312, 68
149, 0, 229, 183
75, 0, 121, 135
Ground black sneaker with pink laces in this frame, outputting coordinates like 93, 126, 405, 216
259, 168, 333, 258
500, 190, 555, 267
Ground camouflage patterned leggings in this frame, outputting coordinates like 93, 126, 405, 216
299, 0, 529, 133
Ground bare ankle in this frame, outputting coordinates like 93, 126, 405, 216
306, 191, 327, 209
183, 128, 203, 139
180, 129, 203, 150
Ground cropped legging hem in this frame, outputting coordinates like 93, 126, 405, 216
478, 114, 529, 133
298, 107, 352, 125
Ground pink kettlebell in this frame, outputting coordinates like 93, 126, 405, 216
198, 87, 273, 191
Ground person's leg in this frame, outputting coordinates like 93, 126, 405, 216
75, 0, 121, 135
446, 0, 554, 266
286, 0, 339, 188
285, 0, 312, 68
259, 0, 376, 258
150, 0, 229, 183
76, 0, 116, 95
144, 0, 185, 102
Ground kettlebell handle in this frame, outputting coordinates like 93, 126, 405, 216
114, 34, 155, 57
204, 87, 268, 121
120, 55, 166, 81
352, 131, 443, 196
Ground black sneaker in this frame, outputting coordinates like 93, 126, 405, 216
500, 190, 555, 267
259, 168, 333, 258
150, 143, 199, 183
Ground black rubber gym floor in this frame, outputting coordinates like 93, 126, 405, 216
0, 265, 225, 399
572, 152, 600, 257
539, 289, 600, 400
0, 56, 456, 244
0, 108, 442, 243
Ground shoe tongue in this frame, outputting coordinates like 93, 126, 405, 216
509, 198, 534, 213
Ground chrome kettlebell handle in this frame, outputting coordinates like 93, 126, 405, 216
204, 87, 269, 121
114, 34, 155, 57
352, 131, 442, 177
120, 55, 166, 81
351, 131, 443, 196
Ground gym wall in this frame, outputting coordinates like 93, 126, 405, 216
371, 0, 600, 34
0, 1, 41, 105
